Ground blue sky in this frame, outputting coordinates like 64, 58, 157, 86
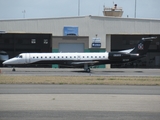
0, 0, 159, 20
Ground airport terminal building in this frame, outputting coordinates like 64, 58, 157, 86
0, 14, 160, 68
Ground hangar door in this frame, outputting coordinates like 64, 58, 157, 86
59, 43, 84, 52
111, 35, 160, 68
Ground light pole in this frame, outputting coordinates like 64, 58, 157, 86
134, 0, 137, 18
78, 0, 80, 16
22, 10, 26, 18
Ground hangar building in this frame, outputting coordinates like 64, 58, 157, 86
0, 14, 160, 68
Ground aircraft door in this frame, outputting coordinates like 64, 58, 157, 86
25, 53, 30, 64
77, 55, 81, 60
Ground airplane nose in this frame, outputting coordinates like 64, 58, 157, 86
2, 58, 19, 65
3, 60, 8, 65
3, 59, 14, 65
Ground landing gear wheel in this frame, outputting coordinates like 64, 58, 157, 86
12, 68, 15, 71
84, 64, 90, 73
86, 68, 90, 73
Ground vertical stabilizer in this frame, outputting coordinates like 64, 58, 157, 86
130, 37, 157, 55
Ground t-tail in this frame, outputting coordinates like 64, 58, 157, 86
130, 37, 157, 55
108, 37, 157, 63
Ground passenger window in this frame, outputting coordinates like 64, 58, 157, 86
58, 56, 59, 58
19, 55, 22, 58
37, 57, 38, 58
50, 56, 51, 58
87, 56, 89, 58
95, 56, 97, 58
66, 56, 67, 58
33, 57, 35, 58
62, 56, 63, 58
103, 56, 105, 58
99, 56, 101, 58
45, 56, 47, 58
54, 56, 55, 58
74, 56, 76, 58
41, 57, 43, 58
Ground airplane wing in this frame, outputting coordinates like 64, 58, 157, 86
71, 61, 99, 65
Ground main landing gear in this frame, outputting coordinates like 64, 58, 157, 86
84, 64, 91, 73
86, 68, 90, 73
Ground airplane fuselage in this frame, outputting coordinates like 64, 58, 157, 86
3, 37, 156, 72
3, 52, 140, 67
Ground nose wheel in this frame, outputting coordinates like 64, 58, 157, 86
12, 68, 16, 71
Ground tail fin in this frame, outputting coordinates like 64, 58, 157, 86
130, 37, 157, 55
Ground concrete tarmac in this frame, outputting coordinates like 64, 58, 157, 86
0, 85, 160, 120
0, 85, 160, 95
1, 68, 160, 76
0, 68, 160, 119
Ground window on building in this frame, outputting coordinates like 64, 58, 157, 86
31, 39, 36, 44
44, 39, 48, 44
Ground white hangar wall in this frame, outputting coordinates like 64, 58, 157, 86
0, 16, 160, 50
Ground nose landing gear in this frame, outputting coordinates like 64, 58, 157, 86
12, 66, 16, 72
12, 67, 16, 71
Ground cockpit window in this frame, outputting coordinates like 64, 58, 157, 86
16, 55, 23, 58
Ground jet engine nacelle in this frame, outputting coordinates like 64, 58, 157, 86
108, 52, 131, 62
109, 52, 140, 62
109, 52, 130, 59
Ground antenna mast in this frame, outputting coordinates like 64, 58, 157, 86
78, 0, 80, 16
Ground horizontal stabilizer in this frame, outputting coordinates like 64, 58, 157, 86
130, 37, 156, 55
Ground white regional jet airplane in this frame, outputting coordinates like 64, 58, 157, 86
3, 37, 156, 72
